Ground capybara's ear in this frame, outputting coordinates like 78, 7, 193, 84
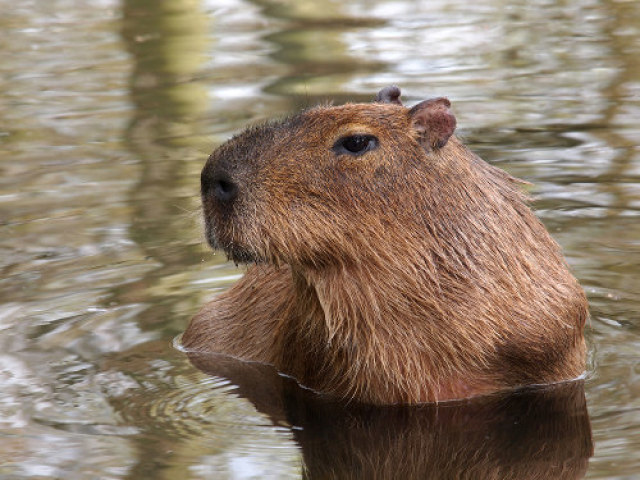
375, 85, 403, 105
409, 97, 456, 149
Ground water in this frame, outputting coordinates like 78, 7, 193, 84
0, 0, 638, 478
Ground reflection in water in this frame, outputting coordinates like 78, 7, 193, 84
188, 352, 593, 480
0, 0, 639, 477
118, 1, 264, 478
102, 342, 302, 479
121, 0, 210, 266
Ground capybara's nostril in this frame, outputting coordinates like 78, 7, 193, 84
212, 175, 238, 204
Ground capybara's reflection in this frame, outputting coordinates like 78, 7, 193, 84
187, 351, 592, 480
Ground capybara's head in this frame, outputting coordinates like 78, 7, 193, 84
200, 87, 459, 269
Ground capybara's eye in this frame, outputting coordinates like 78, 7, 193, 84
333, 134, 378, 156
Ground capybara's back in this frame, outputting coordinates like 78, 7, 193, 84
183, 86, 588, 404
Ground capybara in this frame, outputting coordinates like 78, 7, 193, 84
182, 85, 588, 405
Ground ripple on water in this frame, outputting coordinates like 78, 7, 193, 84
109, 360, 302, 478
1, 0, 640, 477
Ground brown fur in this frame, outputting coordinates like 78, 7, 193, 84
183, 88, 588, 405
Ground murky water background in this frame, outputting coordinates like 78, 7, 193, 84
1, 0, 639, 478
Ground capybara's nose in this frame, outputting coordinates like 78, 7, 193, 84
211, 174, 238, 204
201, 161, 239, 205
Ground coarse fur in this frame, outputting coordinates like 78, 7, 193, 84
183, 87, 588, 405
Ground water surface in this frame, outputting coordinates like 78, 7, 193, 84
1, 0, 639, 478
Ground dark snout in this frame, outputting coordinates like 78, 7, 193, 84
201, 158, 239, 207
200, 153, 257, 261
198, 132, 269, 264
